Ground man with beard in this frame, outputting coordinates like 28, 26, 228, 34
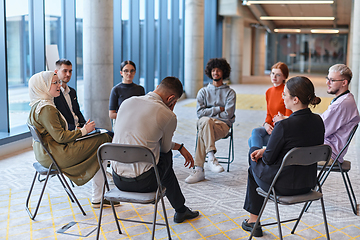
54, 59, 86, 130
185, 58, 236, 184
319, 64, 360, 165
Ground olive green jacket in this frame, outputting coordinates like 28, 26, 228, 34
28, 103, 112, 186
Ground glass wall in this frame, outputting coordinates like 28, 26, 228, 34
45, 0, 62, 64
266, 33, 348, 74
1, 0, 191, 141
6, 0, 30, 129
76, 0, 84, 108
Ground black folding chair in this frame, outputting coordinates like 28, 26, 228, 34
96, 143, 171, 240
25, 123, 86, 220
306, 124, 358, 215
249, 145, 332, 240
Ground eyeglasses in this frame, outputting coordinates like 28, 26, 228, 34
51, 80, 63, 85
123, 69, 136, 73
325, 76, 345, 83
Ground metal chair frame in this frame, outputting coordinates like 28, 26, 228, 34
196, 125, 234, 172
249, 145, 332, 240
96, 143, 172, 240
305, 124, 358, 215
25, 123, 86, 220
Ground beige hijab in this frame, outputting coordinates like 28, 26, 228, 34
28, 71, 57, 114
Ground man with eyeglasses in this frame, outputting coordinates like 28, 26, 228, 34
318, 64, 360, 165
54, 59, 86, 130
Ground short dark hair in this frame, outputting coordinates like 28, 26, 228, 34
120, 60, 136, 71
56, 59, 72, 68
159, 76, 183, 99
204, 58, 231, 80
286, 76, 321, 107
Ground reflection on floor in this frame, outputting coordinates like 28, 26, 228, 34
1, 75, 359, 239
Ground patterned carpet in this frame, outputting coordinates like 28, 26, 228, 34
0, 79, 359, 239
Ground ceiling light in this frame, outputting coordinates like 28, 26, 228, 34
274, 28, 301, 33
245, 1, 334, 5
311, 29, 339, 34
260, 16, 335, 20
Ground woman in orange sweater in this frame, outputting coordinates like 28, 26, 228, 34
248, 62, 292, 148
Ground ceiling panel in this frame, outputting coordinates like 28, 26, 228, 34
244, 0, 352, 31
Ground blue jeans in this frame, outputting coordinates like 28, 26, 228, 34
248, 127, 270, 149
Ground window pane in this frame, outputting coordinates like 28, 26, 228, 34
122, 0, 130, 60
45, 0, 62, 61
6, 0, 30, 128
76, 0, 84, 108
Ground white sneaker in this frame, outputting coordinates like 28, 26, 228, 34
208, 158, 224, 173
185, 168, 205, 184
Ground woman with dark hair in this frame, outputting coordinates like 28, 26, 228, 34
248, 62, 292, 148
241, 76, 324, 237
109, 60, 145, 120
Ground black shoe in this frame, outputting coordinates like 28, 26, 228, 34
242, 219, 263, 237
92, 199, 120, 209
173, 207, 199, 223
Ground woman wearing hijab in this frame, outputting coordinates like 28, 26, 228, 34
27, 71, 116, 208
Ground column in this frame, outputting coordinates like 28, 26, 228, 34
229, 16, 244, 84
184, 0, 204, 98
83, 0, 113, 130
252, 28, 266, 76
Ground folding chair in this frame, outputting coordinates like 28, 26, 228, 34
249, 145, 332, 240
96, 143, 171, 240
196, 125, 235, 172
25, 123, 86, 220
306, 124, 358, 215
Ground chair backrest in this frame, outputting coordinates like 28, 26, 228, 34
97, 143, 160, 191
272, 145, 332, 187
333, 124, 358, 162
27, 122, 60, 169
97, 143, 156, 165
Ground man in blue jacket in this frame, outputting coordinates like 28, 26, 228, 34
54, 59, 86, 130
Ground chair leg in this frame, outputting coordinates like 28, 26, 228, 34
56, 175, 75, 202
151, 196, 159, 240
274, 200, 283, 240
248, 195, 270, 239
342, 172, 358, 215
160, 191, 172, 239
25, 171, 51, 220
57, 173, 86, 216
291, 201, 309, 234
320, 197, 330, 239
96, 198, 105, 240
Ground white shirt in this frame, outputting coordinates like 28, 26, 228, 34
61, 85, 79, 127
112, 92, 176, 178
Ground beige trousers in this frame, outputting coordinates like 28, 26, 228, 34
195, 117, 230, 167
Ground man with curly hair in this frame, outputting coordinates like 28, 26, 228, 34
185, 58, 236, 184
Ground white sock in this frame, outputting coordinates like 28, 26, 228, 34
195, 166, 203, 171
207, 151, 215, 161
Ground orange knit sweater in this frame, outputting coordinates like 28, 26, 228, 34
265, 83, 292, 127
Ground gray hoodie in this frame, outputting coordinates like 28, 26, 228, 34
196, 83, 236, 126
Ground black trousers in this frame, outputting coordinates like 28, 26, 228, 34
113, 151, 186, 212
243, 149, 311, 216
